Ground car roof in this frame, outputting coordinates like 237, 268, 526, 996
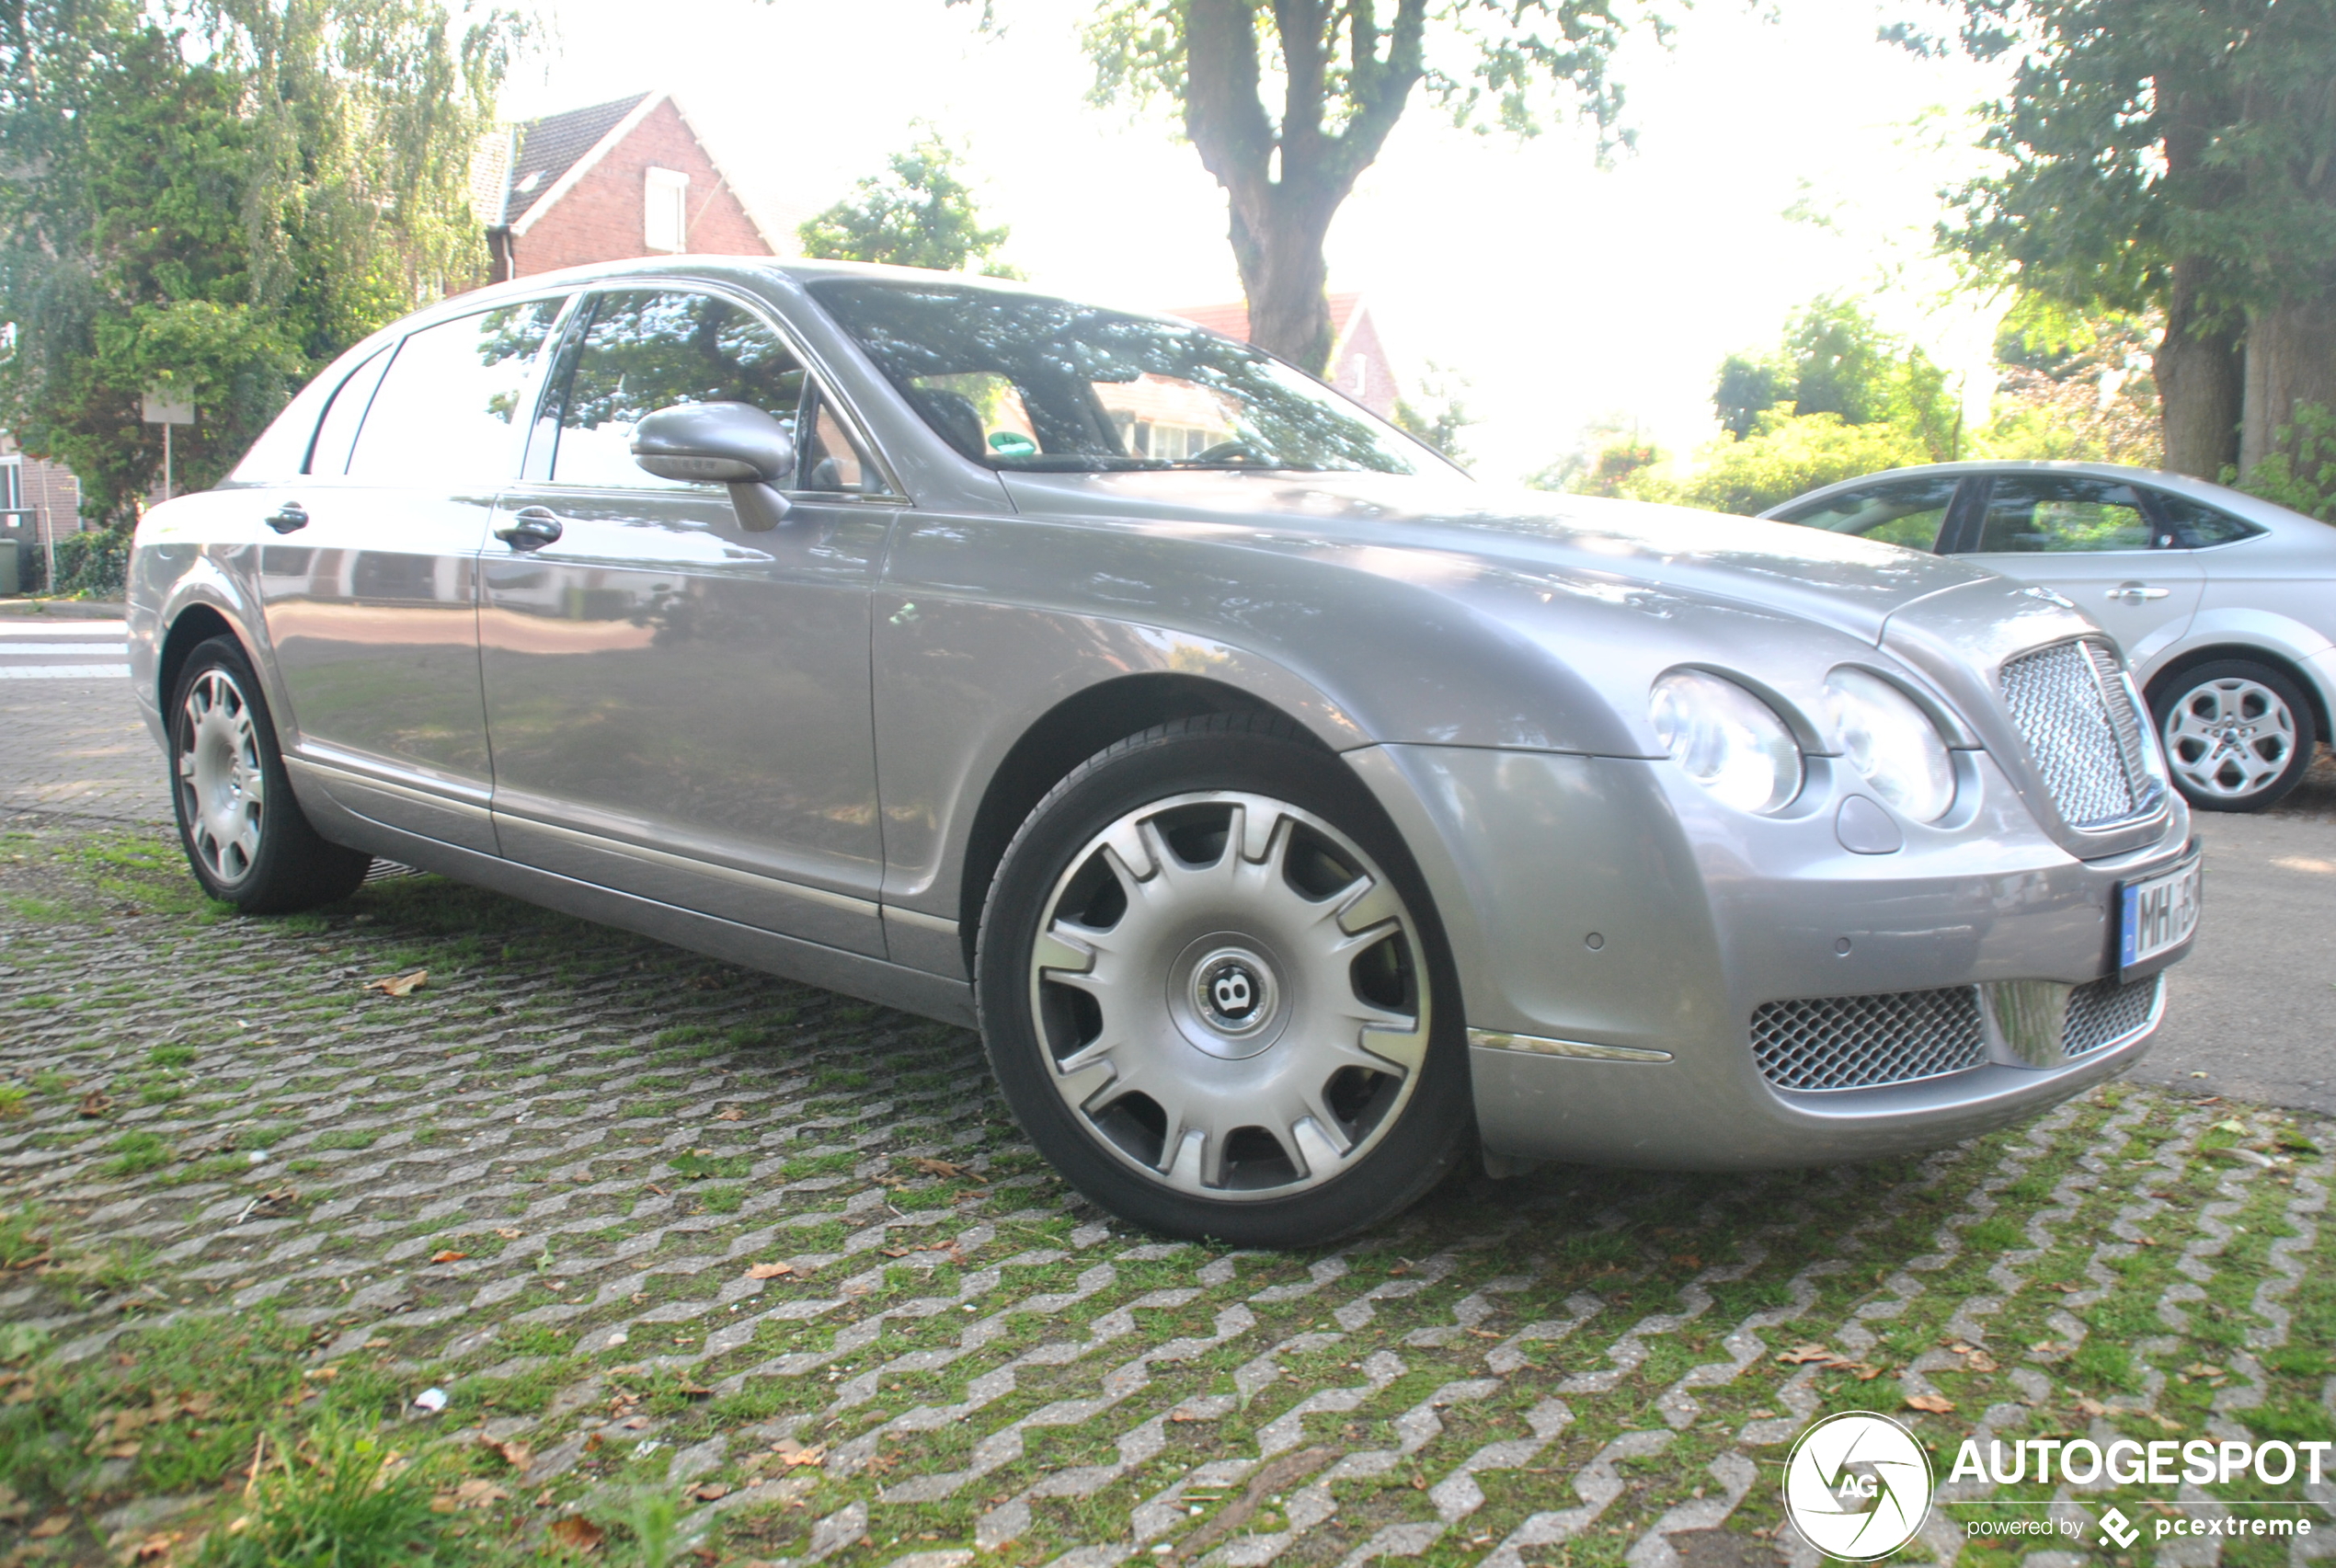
1756, 458, 2331, 535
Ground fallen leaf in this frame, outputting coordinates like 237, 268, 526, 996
911, 1157, 985, 1183
691, 1482, 731, 1502
774, 1438, 826, 1468
680, 1381, 713, 1398
1904, 1393, 1956, 1414
745, 1262, 794, 1280
131, 1532, 177, 1561
549, 1516, 604, 1552
453, 1479, 509, 1508
76, 1091, 114, 1118
534, 1488, 555, 1507
106, 1441, 142, 1459
2181, 1362, 2225, 1379
29, 1515, 69, 1539
251, 1187, 299, 1218
364, 970, 429, 998
1964, 1351, 1999, 1373
478, 1436, 532, 1476
1671, 1253, 1701, 1269
301, 1367, 338, 1382
621, 1416, 650, 1430
714, 1108, 743, 1122
2075, 1397, 2113, 1418
1778, 1344, 1840, 1365
429, 1250, 468, 1265
495, 1227, 521, 1240
582, 1433, 604, 1453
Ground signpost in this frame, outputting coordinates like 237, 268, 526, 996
142, 389, 193, 502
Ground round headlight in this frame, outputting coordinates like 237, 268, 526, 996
1649, 670, 1804, 814
1823, 668, 1955, 821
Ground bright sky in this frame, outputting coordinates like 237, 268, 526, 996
499, 0, 2013, 484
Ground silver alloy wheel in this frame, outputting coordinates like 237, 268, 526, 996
1028, 791, 1429, 1200
177, 667, 267, 884
2162, 675, 2296, 800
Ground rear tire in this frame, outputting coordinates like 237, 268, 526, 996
974, 714, 1472, 1246
2150, 658, 2318, 813
168, 635, 371, 911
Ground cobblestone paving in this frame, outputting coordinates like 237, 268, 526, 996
3, 818, 2333, 1567
0, 676, 167, 825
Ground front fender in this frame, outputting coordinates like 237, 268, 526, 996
132, 506, 279, 753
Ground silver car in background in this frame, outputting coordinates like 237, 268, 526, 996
1763, 462, 2336, 812
129, 260, 2199, 1245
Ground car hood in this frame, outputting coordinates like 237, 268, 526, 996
1001, 469, 1988, 647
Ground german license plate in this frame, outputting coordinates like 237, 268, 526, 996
2119, 849, 2202, 978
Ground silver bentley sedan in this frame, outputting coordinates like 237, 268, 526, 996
128, 258, 2201, 1245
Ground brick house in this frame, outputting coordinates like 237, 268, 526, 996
1168, 293, 1402, 419
1, 437, 85, 593
470, 91, 788, 283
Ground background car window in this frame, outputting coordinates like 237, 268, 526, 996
306, 346, 392, 475
1972, 475, 2153, 553
344, 301, 561, 483
1773, 475, 1957, 551
800, 397, 875, 492
548, 290, 806, 489
2149, 490, 2268, 547
905, 372, 1039, 458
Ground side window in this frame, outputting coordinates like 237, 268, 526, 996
547, 290, 805, 489
2149, 490, 2267, 548
305, 346, 392, 475
800, 394, 877, 493
1772, 475, 1959, 552
1971, 475, 2154, 553
345, 301, 562, 483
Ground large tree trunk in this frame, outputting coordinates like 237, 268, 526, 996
2239, 292, 2336, 477
2157, 260, 2245, 478
1226, 186, 1337, 372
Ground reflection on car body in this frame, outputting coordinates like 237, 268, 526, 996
131, 261, 2200, 1245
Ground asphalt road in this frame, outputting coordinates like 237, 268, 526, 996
6, 619, 2332, 1114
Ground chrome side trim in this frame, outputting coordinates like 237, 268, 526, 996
883, 905, 957, 937
1468, 1028, 1673, 1063
498, 812, 878, 918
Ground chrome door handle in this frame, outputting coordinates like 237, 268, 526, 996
2106, 582, 2170, 603
264, 502, 308, 534
494, 507, 563, 551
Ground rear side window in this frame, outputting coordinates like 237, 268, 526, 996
2149, 490, 2267, 547
1772, 475, 1958, 551
345, 300, 563, 484
1971, 475, 2153, 553
305, 346, 392, 475
545, 290, 806, 489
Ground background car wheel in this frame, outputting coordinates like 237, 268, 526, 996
2149, 658, 2319, 813
169, 635, 372, 912
975, 713, 1471, 1246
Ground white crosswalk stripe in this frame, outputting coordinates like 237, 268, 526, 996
0, 621, 130, 679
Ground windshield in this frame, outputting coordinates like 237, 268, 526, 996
805, 278, 1437, 476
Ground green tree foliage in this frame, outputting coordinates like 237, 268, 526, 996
1910, 0, 2336, 479
1392, 363, 1474, 465
797, 131, 1017, 277
1970, 299, 2163, 465
2228, 403, 2336, 521
1071, 0, 1673, 374
1632, 413, 1930, 516
0, 0, 527, 531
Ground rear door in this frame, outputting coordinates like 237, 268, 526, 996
478, 285, 897, 956
255, 297, 566, 852
1949, 473, 2204, 665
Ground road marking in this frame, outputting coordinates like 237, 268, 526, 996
0, 642, 130, 655
0, 664, 131, 680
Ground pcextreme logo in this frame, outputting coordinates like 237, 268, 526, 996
1782, 1413, 1934, 1561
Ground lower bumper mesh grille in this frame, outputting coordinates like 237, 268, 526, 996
2065, 975, 2161, 1057
1752, 989, 1988, 1092
1753, 973, 2164, 1091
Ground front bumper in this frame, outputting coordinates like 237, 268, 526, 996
1352, 743, 2194, 1170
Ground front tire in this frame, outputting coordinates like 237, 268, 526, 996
169, 635, 371, 911
975, 715, 1471, 1245
2150, 658, 2319, 812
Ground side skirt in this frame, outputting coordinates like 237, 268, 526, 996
287, 761, 977, 1028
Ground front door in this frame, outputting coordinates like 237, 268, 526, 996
1952, 473, 2204, 666
479, 286, 896, 956
255, 298, 564, 853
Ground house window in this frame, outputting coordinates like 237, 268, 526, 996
0, 457, 20, 513
645, 166, 690, 253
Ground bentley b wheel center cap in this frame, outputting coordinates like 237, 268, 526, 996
1174, 939, 1286, 1059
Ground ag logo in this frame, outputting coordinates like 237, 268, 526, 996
1781, 1412, 1933, 1561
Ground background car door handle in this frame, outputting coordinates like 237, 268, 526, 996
264, 502, 308, 534
494, 508, 564, 551
2107, 582, 2170, 602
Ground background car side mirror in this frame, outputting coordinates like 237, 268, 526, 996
631, 402, 796, 531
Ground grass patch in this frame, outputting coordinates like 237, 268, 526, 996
103, 1129, 172, 1176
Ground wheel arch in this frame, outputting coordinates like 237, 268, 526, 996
2145, 642, 2331, 744
156, 601, 243, 717
954, 672, 1326, 971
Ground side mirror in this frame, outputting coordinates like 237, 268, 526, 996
632, 402, 796, 482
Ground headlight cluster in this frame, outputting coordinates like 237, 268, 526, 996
1648, 667, 1958, 821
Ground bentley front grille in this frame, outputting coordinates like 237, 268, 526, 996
2064, 974, 2163, 1058
1998, 637, 2164, 829
1751, 988, 1989, 1092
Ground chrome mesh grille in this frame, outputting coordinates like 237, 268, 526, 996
1751, 988, 1988, 1092
2065, 974, 2161, 1058
1998, 638, 2161, 829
